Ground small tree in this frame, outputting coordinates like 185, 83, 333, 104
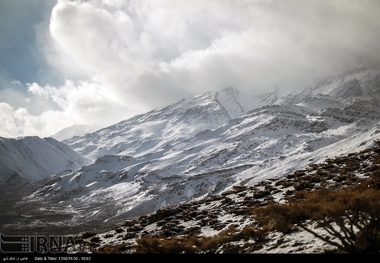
254, 187, 380, 253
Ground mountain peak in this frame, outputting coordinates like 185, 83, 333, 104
216, 87, 244, 120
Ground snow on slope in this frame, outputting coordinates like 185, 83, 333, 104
231, 121, 380, 187
44, 142, 380, 254
12, 66, 380, 232
0, 136, 90, 183
215, 87, 244, 119
63, 90, 235, 161
62, 86, 290, 162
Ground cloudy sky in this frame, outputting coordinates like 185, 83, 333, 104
1, 0, 380, 138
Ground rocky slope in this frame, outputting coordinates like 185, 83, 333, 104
64, 140, 380, 254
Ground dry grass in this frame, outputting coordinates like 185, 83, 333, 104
133, 225, 270, 254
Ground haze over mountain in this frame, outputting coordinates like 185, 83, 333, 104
1, 66, 380, 235
51, 123, 102, 142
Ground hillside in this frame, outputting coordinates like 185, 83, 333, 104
62, 140, 380, 254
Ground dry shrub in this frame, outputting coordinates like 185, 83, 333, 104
293, 180, 314, 191
236, 225, 271, 242
254, 187, 380, 253
274, 179, 286, 187
374, 140, 380, 148
232, 185, 248, 193
253, 189, 271, 199
133, 225, 269, 254
134, 234, 218, 254
352, 177, 380, 191
253, 201, 297, 234
371, 169, 380, 178
97, 244, 130, 254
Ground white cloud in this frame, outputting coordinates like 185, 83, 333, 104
0, 80, 143, 138
48, 0, 380, 90
1, 0, 380, 137
28, 83, 50, 99
0, 103, 46, 138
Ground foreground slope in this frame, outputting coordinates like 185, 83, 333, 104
57, 140, 380, 254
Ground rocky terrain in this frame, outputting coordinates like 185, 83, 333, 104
62, 140, 380, 254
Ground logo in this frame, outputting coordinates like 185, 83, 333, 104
0, 234, 78, 253
0, 234, 30, 253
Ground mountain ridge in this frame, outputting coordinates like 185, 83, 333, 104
1, 66, 380, 238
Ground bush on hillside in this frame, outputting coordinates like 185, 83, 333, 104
253, 186, 380, 253
133, 225, 269, 254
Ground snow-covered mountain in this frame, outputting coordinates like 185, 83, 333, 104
0, 136, 90, 184
3, 66, 380, 235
